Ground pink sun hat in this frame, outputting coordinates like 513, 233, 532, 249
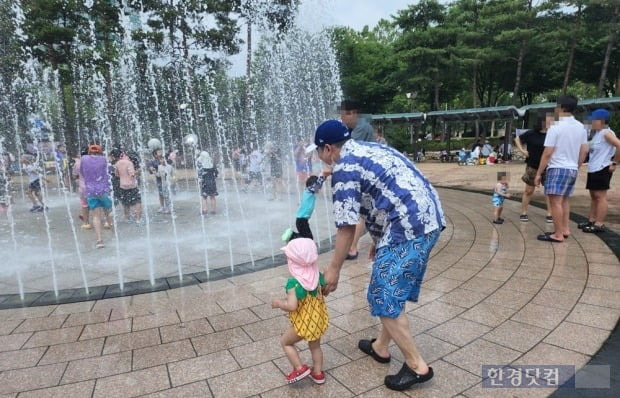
281, 238, 319, 291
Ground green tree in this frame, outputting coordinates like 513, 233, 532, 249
330, 23, 399, 113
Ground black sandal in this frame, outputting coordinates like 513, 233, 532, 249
583, 224, 605, 233
358, 339, 391, 363
578, 221, 593, 229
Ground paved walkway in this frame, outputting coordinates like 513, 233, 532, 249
0, 187, 618, 397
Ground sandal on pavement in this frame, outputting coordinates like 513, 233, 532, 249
537, 234, 563, 243
346, 252, 358, 260
583, 224, 605, 233
385, 363, 434, 391
358, 339, 391, 363
544, 231, 569, 239
578, 221, 593, 229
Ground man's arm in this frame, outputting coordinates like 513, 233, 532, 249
514, 136, 528, 158
323, 225, 356, 295
578, 143, 589, 168
534, 146, 554, 186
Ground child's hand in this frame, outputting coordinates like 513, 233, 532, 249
271, 298, 280, 309
505, 193, 511, 198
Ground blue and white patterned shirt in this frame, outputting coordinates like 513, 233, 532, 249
331, 140, 445, 248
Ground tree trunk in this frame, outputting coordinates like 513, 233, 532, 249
512, 39, 526, 106
563, 3, 582, 94
597, 4, 619, 97
472, 64, 479, 139
433, 73, 440, 111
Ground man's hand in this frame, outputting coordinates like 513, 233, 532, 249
368, 243, 376, 260
534, 175, 541, 187
521, 149, 529, 158
322, 266, 340, 296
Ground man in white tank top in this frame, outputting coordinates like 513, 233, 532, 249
580, 109, 620, 233
534, 95, 589, 242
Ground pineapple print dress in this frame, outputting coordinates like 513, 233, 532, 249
286, 273, 328, 342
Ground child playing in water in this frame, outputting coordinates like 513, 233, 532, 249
282, 166, 331, 242
492, 171, 511, 224
272, 238, 328, 384
21, 154, 49, 212
157, 157, 175, 214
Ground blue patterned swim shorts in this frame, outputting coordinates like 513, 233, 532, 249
367, 229, 441, 318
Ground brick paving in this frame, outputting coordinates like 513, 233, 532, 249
0, 162, 618, 397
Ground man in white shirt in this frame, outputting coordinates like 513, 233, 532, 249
535, 95, 588, 242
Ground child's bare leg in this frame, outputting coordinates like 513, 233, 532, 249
82, 207, 90, 225
92, 208, 103, 242
27, 189, 36, 205
35, 190, 44, 206
209, 196, 216, 213
201, 197, 207, 213
281, 327, 304, 370
133, 202, 142, 220
493, 207, 501, 220
308, 339, 323, 374
497, 207, 503, 219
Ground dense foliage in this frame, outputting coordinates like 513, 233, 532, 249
331, 0, 620, 115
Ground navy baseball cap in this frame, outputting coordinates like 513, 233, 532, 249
308, 120, 350, 152
588, 108, 611, 122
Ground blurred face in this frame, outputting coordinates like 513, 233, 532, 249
590, 119, 605, 130
543, 114, 555, 131
316, 144, 336, 166
340, 109, 358, 129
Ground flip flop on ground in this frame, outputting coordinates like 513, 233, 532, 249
537, 234, 563, 242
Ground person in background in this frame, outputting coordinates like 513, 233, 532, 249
515, 111, 554, 223
80, 145, 113, 248
148, 149, 166, 212
339, 99, 375, 260
115, 151, 142, 222
579, 109, 620, 233
72, 147, 91, 229
21, 154, 48, 212
375, 127, 388, 145
196, 151, 218, 215
491, 171, 511, 224
55, 143, 71, 191
535, 95, 588, 243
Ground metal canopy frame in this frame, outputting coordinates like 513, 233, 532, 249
370, 97, 620, 125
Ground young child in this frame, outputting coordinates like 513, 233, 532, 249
282, 167, 331, 242
272, 238, 328, 384
196, 151, 218, 215
157, 158, 175, 214
21, 154, 49, 212
492, 171, 511, 224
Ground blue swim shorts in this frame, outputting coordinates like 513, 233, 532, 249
367, 229, 440, 318
544, 168, 578, 197
87, 195, 112, 210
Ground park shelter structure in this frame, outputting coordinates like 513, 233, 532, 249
370, 97, 620, 157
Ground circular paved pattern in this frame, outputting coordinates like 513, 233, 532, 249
0, 188, 618, 397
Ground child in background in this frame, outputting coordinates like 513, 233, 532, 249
282, 167, 331, 242
0, 160, 9, 216
157, 158, 175, 214
196, 151, 218, 215
272, 238, 328, 384
72, 147, 91, 229
492, 171, 511, 224
21, 154, 49, 212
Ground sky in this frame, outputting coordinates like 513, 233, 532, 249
227, 0, 414, 76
